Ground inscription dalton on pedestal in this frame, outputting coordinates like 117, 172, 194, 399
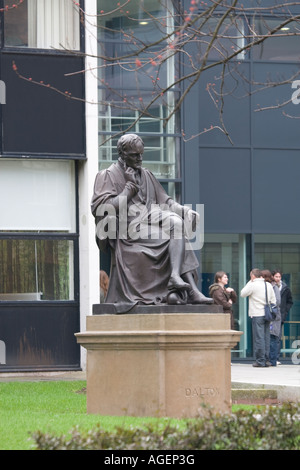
185, 387, 220, 398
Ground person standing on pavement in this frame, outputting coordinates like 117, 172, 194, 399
209, 271, 237, 329
241, 268, 276, 367
261, 270, 281, 366
272, 270, 293, 364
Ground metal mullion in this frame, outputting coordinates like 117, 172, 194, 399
0, 232, 79, 240
0, 0, 3, 48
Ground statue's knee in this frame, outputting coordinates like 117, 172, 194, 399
169, 215, 184, 238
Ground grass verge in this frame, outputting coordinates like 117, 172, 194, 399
0, 380, 186, 450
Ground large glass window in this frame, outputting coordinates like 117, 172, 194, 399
201, 233, 300, 359
0, 239, 74, 301
254, 234, 300, 354
252, 18, 300, 61
0, 160, 77, 301
4, 0, 80, 50
201, 234, 249, 357
99, 132, 179, 179
196, 16, 246, 61
97, 0, 179, 180
0, 160, 76, 232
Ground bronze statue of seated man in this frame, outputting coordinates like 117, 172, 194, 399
91, 133, 212, 311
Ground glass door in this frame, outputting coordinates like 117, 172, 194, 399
254, 234, 300, 360
201, 233, 249, 358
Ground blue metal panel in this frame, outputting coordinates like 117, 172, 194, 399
1, 52, 85, 157
253, 149, 300, 233
196, 148, 252, 232
253, 63, 300, 149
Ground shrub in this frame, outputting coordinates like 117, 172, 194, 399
32, 403, 300, 450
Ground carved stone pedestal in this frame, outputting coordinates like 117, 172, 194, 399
75, 306, 242, 418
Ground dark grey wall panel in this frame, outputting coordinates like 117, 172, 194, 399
252, 63, 300, 149
196, 64, 251, 148
1, 52, 85, 156
253, 149, 300, 233
185, 147, 252, 233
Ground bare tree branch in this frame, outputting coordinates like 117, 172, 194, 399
10, 0, 300, 144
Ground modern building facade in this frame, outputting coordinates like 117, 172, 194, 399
181, 0, 300, 359
0, 0, 299, 371
0, 0, 99, 371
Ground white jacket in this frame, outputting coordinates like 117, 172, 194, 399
240, 278, 276, 317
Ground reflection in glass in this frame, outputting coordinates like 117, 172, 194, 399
97, 0, 178, 179
254, 234, 300, 354
0, 239, 74, 301
4, 0, 28, 46
201, 234, 248, 357
196, 16, 246, 61
254, 234, 300, 322
4, 0, 80, 50
252, 19, 300, 61
97, 0, 166, 44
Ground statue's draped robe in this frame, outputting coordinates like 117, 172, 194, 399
91, 160, 199, 312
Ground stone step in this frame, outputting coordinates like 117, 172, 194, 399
231, 388, 278, 405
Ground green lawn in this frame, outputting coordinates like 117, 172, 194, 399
0, 380, 186, 450
2, 380, 298, 450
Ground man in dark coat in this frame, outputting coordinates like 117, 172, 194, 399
272, 270, 293, 362
91, 134, 212, 311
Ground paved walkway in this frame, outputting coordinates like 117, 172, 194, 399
231, 363, 300, 402
1, 364, 299, 402
0, 370, 86, 382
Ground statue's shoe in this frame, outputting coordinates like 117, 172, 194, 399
187, 289, 213, 304
167, 275, 190, 291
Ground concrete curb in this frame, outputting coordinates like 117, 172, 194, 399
232, 381, 300, 403
231, 387, 278, 405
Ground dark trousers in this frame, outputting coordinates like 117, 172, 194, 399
252, 316, 270, 366
270, 334, 280, 366
277, 323, 284, 361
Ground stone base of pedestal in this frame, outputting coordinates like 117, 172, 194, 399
75, 309, 242, 418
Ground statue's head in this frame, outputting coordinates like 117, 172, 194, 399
117, 134, 144, 170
